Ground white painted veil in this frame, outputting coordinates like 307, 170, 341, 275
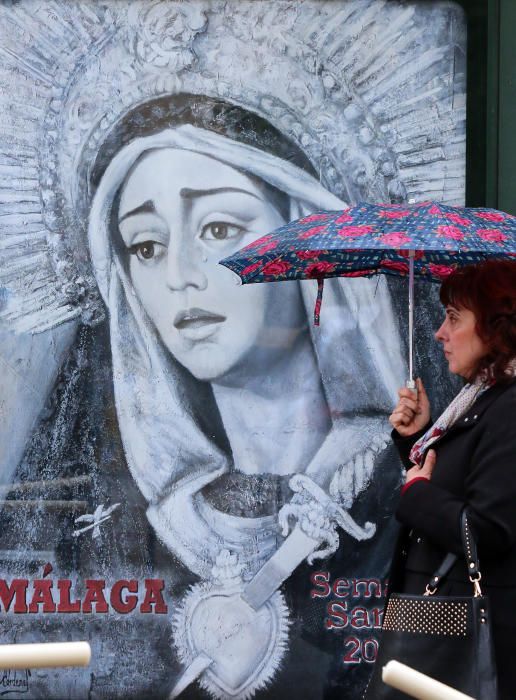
88, 124, 406, 579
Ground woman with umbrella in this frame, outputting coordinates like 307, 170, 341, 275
387, 259, 516, 698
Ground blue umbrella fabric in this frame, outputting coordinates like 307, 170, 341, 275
219, 201, 516, 289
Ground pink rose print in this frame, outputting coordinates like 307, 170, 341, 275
380, 232, 412, 246
476, 211, 505, 223
436, 225, 465, 241
398, 249, 424, 260
306, 261, 336, 277
445, 213, 472, 226
341, 270, 368, 277
338, 225, 375, 238
241, 262, 263, 276
262, 260, 291, 276
298, 213, 331, 224
299, 225, 328, 239
244, 234, 273, 250
297, 250, 321, 260
334, 211, 353, 224
379, 210, 411, 219
428, 205, 442, 215
427, 263, 455, 278
381, 259, 409, 274
257, 241, 278, 254
477, 228, 508, 243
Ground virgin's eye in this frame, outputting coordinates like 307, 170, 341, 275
200, 222, 244, 241
128, 241, 166, 262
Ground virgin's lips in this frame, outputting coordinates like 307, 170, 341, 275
174, 307, 226, 330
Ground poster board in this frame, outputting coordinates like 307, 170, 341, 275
0, 2, 467, 698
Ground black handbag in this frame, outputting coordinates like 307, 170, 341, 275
364, 510, 498, 699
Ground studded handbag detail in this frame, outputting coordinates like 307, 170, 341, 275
363, 510, 498, 699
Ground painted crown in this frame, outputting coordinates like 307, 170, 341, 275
0, 0, 466, 331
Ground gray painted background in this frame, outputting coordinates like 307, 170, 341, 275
0, 2, 465, 698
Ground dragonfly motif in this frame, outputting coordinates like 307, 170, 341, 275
72, 503, 120, 539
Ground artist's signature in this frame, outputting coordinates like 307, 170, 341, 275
0, 670, 30, 695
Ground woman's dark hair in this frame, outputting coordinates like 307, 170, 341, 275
439, 259, 516, 383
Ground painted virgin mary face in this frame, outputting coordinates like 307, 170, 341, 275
117, 148, 304, 381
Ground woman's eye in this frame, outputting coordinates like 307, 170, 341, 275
128, 241, 166, 262
200, 222, 244, 241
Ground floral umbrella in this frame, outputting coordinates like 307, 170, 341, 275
220, 200, 516, 389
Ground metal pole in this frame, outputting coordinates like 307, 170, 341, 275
406, 249, 416, 392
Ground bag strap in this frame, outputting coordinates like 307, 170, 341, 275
424, 509, 483, 597
460, 509, 483, 597
424, 552, 457, 595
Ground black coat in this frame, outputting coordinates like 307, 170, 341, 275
389, 379, 516, 699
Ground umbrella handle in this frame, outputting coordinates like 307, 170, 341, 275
406, 378, 418, 397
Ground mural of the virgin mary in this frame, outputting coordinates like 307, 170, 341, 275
87, 92, 406, 579
0, 2, 465, 698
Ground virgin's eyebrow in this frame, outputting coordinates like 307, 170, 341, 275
118, 200, 157, 223
179, 187, 262, 201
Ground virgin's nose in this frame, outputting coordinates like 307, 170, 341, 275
165, 244, 208, 292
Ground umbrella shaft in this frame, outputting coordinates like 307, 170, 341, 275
408, 250, 415, 384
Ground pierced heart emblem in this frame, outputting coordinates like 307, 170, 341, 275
173, 581, 289, 699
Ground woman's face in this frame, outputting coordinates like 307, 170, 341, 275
117, 148, 303, 381
434, 305, 488, 380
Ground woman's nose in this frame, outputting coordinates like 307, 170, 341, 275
434, 320, 447, 342
165, 243, 208, 292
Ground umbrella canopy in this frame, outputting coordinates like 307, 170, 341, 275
220, 200, 516, 386
220, 201, 516, 285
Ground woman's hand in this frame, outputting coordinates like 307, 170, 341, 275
389, 378, 431, 437
405, 449, 436, 485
